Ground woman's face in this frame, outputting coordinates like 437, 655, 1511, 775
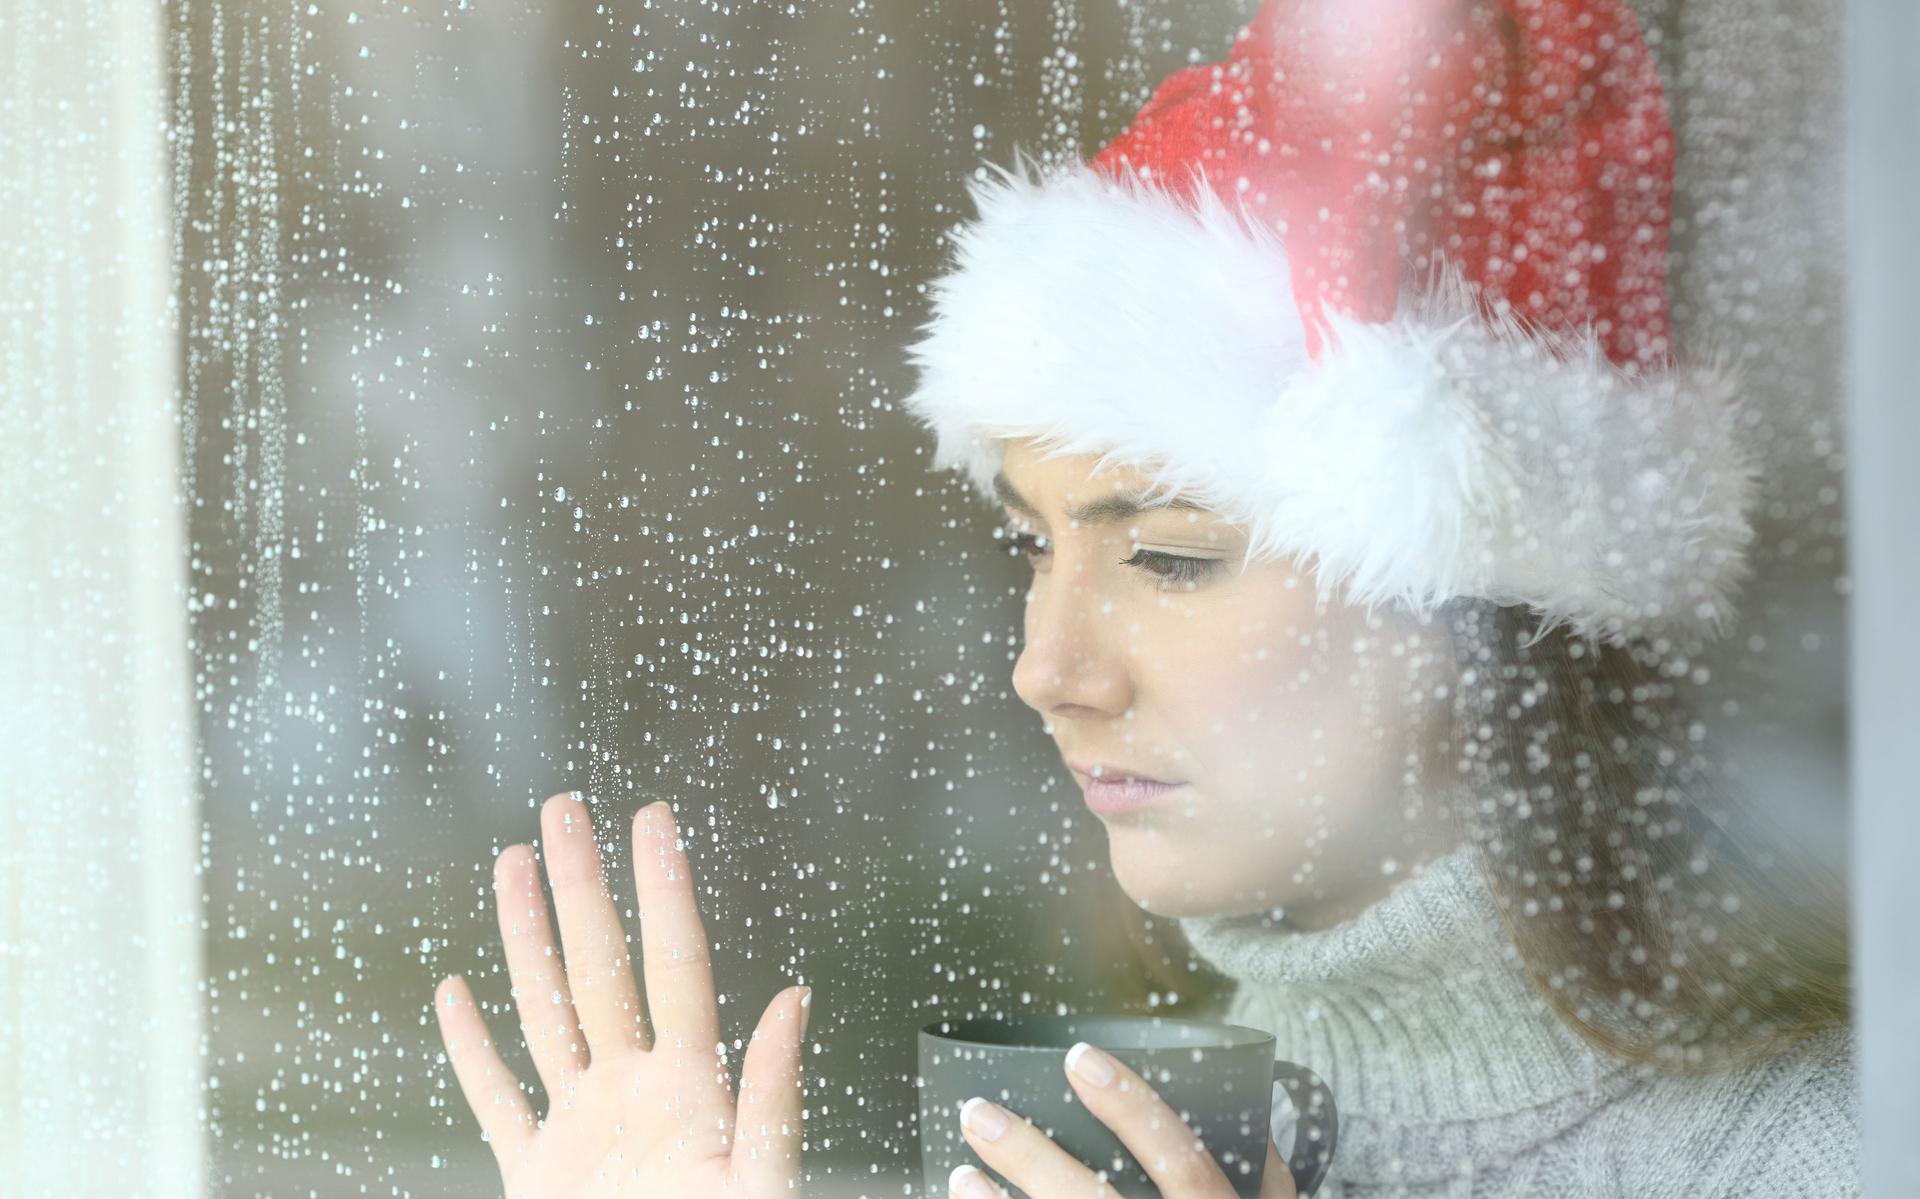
998, 439, 1457, 925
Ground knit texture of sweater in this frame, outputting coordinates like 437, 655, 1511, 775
1174, 847, 1859, 1198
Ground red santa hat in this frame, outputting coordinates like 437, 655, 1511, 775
903, 0, 1757, 645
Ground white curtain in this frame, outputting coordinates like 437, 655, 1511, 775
0, 2, 203, 1194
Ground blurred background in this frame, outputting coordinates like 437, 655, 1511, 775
2, 0, 1858, 1195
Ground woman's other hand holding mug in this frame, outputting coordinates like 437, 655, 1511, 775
950, 1041, 1297, 1199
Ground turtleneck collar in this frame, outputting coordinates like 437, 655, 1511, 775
1176, 847, 1647, 1189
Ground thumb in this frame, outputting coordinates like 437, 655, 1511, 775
730, 984, 811, 1192
1261, 1134, 1298, 1199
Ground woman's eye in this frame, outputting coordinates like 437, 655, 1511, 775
1119, 547, 1219, 587
1006, 529, 1051, 563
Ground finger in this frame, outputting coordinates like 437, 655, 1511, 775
433, 975, 537, 1162
1062, 1041, 1237, 1199
632, 799, 724, 1057
540, 791, 648, 1056
729, 984, 811, 1193
493, 842, 591, 1097
1261, 1135, 1298, 1199
949, 1162, 1013, 1199
957, 1096, 1110, 1199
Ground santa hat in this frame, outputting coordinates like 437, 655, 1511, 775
902, 0, 1757, 646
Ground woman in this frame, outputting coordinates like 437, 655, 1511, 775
434, 0, 1856, 1194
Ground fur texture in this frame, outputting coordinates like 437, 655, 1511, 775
902, 161, 1758, 645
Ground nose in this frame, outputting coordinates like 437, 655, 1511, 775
1011, 564, 1134, 721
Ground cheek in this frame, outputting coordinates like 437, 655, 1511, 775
1200, 593, 1328, 701
1148, 596, 1388, 791
1129, 597, 1255, 690
1135, 596, 1321, 756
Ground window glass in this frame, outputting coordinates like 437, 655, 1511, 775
12, 0, 1855, 1194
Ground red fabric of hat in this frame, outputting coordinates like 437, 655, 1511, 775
1093, 0, 1675, 370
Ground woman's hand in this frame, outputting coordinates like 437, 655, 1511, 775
434, 792, 810, 1199
949, 1042, 1296, 1199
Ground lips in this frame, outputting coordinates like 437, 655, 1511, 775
1067, 760, 1187, 815
1066, 760, 1181, 786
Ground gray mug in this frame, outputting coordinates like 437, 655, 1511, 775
917, 1015, 1337, 1198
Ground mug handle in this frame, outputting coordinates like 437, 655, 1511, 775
1271, 1060, 1338, 1197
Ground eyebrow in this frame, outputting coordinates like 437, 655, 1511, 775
991, 470, 1211, 525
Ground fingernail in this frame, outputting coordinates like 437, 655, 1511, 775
960, 1096, 1010, 1141
796, 986, 812, 1038
1065, 1040, 1117, 1087
949, 1163, 997, 1199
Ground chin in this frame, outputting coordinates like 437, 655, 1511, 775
1103, 825, 1270, 918
1126, 888, 1235, 918
1104, 823, 1320, 919
1121, 880, 1275, 919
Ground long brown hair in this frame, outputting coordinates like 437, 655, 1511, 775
1060, 599, 1850, 1069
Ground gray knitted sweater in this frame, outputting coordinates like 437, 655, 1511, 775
1175, 849, 1858, 1198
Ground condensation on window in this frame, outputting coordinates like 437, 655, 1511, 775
0, 0, 1851, 1195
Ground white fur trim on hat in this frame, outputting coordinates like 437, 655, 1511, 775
902, 161, 1759, 646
